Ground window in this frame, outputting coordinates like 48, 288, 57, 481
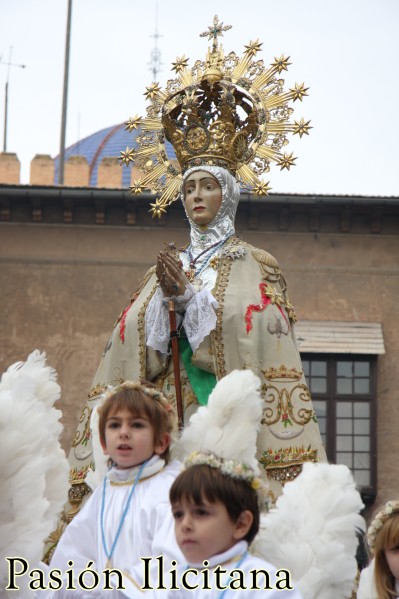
302, 354, 377, 504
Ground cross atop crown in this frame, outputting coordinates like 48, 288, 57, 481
200, 15, 232, 50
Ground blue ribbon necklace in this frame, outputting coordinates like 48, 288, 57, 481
185, 235, 230, 288
185, 549, 248, 599
100, 460, 148, 567
218, 550, 248, 599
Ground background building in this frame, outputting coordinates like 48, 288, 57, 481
0, 140, 398, 517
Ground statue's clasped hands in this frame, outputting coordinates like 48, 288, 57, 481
156, 250, 190, 298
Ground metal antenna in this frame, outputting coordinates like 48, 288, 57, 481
148, 2, 163, 83
0, 47, 26, 152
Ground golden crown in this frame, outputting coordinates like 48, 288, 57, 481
262, 365, 304, 382
121, 15, 311, 217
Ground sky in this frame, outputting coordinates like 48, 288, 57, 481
0, 0, 398, 195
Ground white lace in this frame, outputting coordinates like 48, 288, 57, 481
184, 288, 218, 352
145, 286, 218, 354
146, 287, 184, 354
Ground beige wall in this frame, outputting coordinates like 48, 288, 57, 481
1, 203, 399, 511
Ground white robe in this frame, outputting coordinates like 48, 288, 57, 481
120, 540, 303, 598
37, 456, 183, 598
357, 558, 399, 599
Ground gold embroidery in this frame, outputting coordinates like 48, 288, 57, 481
163, 372, 196, 414
263, 365, 303, 382
88, 383, 107, 400
265, 463, 304, 484
72, 405, 92, 447
284, 295, 297, 323
69, 464, 93, 485
251, 248, 279, 269
138, 281, 157, 379
260, 445, 318, 484
256, 260, 282, 285
208, 255, 219, 270
109, 468, 165, 486
62, 480, 92, 524
252, 250, 298, 322
42, 523, 65, 564
260, 380, 314, 426
211, 241, 235, 378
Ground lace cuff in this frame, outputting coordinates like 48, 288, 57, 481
183, 289, 219, 352
163, 284, 195, 314
145, 287, 188, 354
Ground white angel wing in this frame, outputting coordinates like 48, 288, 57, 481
0, 350, 69, 598
251, 462, 365, 599
176, 369, 263, 471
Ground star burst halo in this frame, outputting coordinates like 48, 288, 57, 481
120, 15, 312, 218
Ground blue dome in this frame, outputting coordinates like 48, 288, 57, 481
54, 123, 176, 187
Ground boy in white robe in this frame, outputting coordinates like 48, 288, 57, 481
119, 369, 302, 599
164, 459, 303, 598
43, 380, 183, 597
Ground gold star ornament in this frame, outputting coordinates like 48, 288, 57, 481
144, 83, 162, 101
244, 39, 263, 57
277, 152, 297, 171
252, 181, 272, 196
172, 55, 190, 73
271, 55, 291, 73
129, 181, 144, 195
125, 116, 142, 132
119, 147, 135, 166
293, 118, 312, 138
150, 202, 167, 218
124, 17, 312, 218
290, 83, 309, 102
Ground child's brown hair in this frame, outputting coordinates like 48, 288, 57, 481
373, 512, 399, 599
98, 380, 175, 462
169, 463, 260, 544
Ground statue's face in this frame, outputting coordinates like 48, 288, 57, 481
183, 170, 222, 226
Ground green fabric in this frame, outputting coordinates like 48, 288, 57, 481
179, 337, 216, 406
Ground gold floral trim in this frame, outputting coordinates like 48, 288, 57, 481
260, 372, 315, 427
62, 481, 92, 524
88, 382, 107, 400
138, 281, 158, 379
266, 463, 304, 484
253, 254, 297, 323
69, 463, 93, 485
72, 405, 92, 447
284, 296, 297, 323
263, 365, 303, 382
260, 445, 318, 484
211, 238, 238, 378
42, 523, 65, 564
260, 445, 318, 469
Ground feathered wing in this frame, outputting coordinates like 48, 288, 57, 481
251, 462, 365, 599
0, 350, 69, 598
176, 369, 262, 470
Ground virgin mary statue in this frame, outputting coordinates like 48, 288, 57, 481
45, 15, 326, 560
